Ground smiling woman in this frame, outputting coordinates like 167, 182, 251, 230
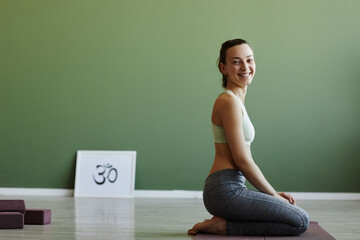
217, 39, 255, 89
188, 39, 309, 236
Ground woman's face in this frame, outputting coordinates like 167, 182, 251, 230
220, 44, 256, 87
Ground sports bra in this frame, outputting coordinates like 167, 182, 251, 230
212, 90, 255, 146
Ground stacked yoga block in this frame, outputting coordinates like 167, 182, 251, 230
0, 200, 51, 229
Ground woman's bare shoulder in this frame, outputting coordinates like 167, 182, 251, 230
214, 92, 241, 111
212, 92, 241, 124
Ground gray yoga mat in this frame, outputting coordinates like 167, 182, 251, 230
194, 221, 336, 240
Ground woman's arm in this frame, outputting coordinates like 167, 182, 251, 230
241, 161, 295, 204
219, 96, 295, 205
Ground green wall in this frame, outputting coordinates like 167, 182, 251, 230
1, 0, 359, 192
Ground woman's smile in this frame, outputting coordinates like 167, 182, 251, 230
237, 72, 252, 77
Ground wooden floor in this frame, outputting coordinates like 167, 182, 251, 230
0, 196, 359, 239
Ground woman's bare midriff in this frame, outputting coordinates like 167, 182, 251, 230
209, 143, 251, 175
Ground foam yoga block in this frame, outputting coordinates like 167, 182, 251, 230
0, 200, 26, 213
24, 209, 51, 225
0, 212, 24, 229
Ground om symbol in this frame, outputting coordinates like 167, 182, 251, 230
93, 163, 118, 185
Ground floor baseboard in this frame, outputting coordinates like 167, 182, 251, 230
1, 188, 359, 200
0, 187, 74, 197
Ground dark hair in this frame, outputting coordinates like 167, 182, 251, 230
217, 38, 252, 88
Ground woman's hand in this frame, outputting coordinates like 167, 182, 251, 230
274, 192, 296, 205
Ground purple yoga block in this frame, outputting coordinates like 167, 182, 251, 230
0, 200, 26, 214
0, 212, 24, 229
24, 209, 51, 225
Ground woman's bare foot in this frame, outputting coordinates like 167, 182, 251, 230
188, 216, 226, 235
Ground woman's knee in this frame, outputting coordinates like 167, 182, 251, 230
294, 210, 310, 235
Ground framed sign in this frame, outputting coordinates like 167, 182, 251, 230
74, 150, 136, 198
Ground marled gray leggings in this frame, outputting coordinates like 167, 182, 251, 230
203, 169, 309, 236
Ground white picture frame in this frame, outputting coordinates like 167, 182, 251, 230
74, 150, 136, 198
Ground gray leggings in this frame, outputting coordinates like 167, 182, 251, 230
203, 169, 309, 236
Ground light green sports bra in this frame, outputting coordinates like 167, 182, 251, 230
212, 90, 255, 146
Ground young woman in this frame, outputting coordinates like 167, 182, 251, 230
188, 39, 309, 236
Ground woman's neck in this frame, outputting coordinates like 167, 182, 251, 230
226, 86, 247, 103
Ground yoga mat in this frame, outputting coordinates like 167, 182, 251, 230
194, 221, 336, 240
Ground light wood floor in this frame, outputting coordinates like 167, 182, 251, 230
0, 196, 359, 239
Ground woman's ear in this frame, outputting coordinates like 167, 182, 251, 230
219, 62, 227, 76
